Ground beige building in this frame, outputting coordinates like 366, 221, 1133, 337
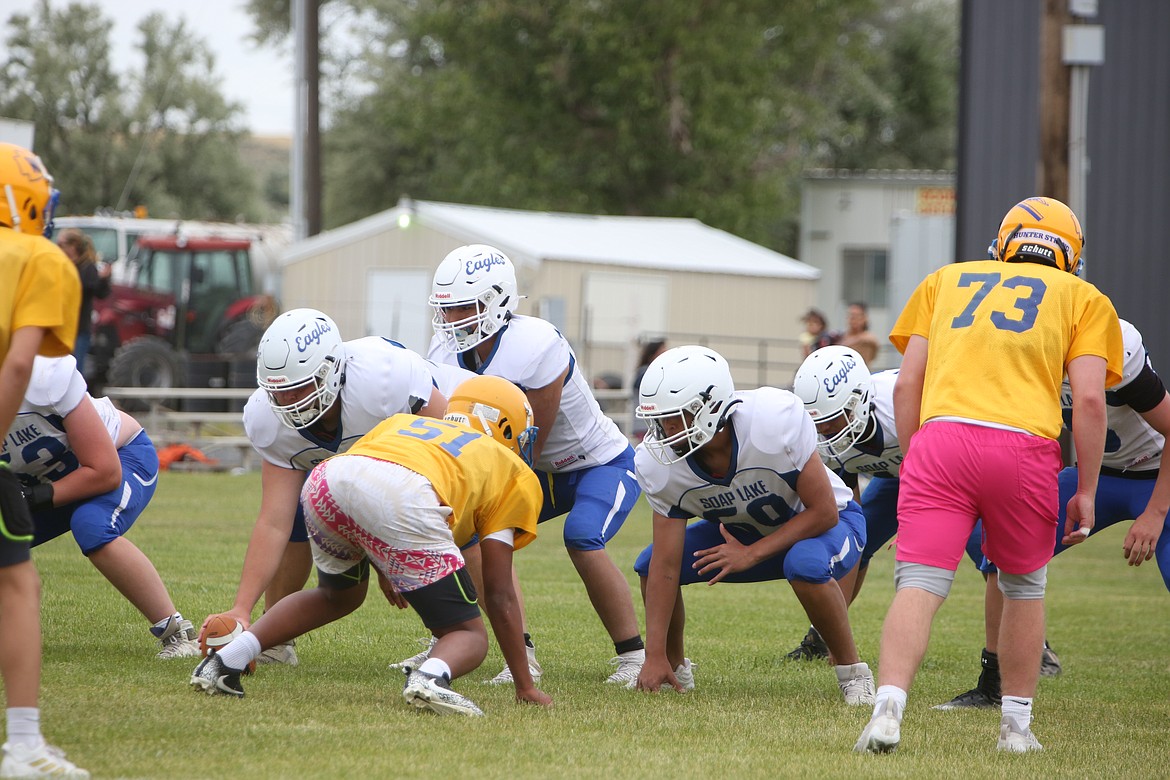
280, 198, 819, 391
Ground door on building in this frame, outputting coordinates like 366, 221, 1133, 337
366, 269, 432, 353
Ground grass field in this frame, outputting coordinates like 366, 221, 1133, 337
27, 471, 1170, 779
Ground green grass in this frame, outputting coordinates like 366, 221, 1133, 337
29, 471, 1170, 779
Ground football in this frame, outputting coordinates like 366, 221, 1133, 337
199, 614, 243, 657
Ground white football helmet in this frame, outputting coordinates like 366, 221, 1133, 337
256, 308, 345, 429
792, 345, 873, 459
637, 345, 737, 465
429, 244, 520, 352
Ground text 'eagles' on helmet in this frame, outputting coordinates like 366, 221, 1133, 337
256, 308, 344, 429
444, 375, 538, 465
792, 345, 873, 460
0, 142, 59, 238
429, 244, 520, 352
637, 345, 736, 465
995, 196, 1085, 276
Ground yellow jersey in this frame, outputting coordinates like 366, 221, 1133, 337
890, 259, 1122, 440
342, 413, 541, 549
0, 228, 80, 360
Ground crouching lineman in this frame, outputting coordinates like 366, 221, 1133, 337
630, 346, 874, 705
191, 376, 552, 715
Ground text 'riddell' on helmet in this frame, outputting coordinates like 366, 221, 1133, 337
995, 197, 1085, 276
444, 374, 537, 465
429, 244, 520, 352
0, 142, 59, 238
792, 345, 874, 460
256, 308, 344, 429
636, 345, 737, 465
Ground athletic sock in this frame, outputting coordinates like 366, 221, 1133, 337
873, 685, 907, 721
419, 657, 452, 681
523, 632, 535, 649
5, 707, 41, 748
1001, 695, 1034, 731
217, 631, 261, 671
614, 636, 645, 655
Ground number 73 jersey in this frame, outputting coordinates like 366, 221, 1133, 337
890, 259, 1122, 440
339, 413, 542, 549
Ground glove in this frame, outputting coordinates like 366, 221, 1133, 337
21, 482, 54, 513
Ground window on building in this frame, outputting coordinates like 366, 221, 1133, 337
841, 248, 888, 308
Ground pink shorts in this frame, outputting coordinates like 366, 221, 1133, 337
896, 421, 1061, 575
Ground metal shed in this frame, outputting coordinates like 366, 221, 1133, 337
279, 198, 820, 389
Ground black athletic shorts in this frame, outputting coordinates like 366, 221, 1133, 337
0, 468, 34, 568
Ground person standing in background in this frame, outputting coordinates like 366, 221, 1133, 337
838, 302, 879, 364
799, 309, 837, 359
55, 229, 109, 378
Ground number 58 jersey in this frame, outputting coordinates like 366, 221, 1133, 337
890, 259, 1122, 440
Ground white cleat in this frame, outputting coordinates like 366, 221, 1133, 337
605, 649, 645, 685
389, 636, 437, 672
997, 715, 1043, 753
854, 698, 902, 754
836, 662, 876, 706
484, 645, 543, 685
1, 739, 90, 779
403, 670, 484, 716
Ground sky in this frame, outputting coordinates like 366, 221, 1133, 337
95, 0, 294, 136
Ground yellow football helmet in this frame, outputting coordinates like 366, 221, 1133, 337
995, 197, 1084, 276
0, 142, 59, 237
444, 375, 537, 465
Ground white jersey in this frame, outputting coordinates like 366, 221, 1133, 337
3, 356, 122, 483
428, 314, 627, 472
245, 337, 437, 471
1062, 319, 1164, 473
634, 387, 854, 538
822, 370, 905, 479
425, 359, 477, 399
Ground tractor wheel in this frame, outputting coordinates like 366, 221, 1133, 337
107, 336, 184, 411
216, 318, 265, 360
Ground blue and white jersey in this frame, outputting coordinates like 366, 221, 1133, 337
1062, 319, 1164, 474
425, 359, 477, 399
245, 337, 436, 471
634, 387, 854, 538
822, 369, 904, 479
2, 356, 122, 484
428, 314, 627, 472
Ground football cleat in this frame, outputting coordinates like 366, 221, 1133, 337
854, 697, 902, 754
256, 639, 298, 667
934, 648, 1001, 710
785, 626, 830, 662
484, 645, 543, 686
997, 715, 1043, 753
402, 669, 484, 716
0, 739, 89, 779
836, 662, 876, 706
190, 650, 245, 698
389, 636, 437, 672
933, 686, 999, 711
605, 649, 645, 684
1040, 640, 1062, 677
155, 616, 200, 659
627, 658, 697, 692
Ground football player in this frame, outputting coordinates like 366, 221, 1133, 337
192, 376, 551, 715
205, 308, 449, 665
422, 245, 645, 685
855, 197, 1122, 754
631, 345, 875, 704
938, 317, 1170, 709
0, 142, 88, 778
791, 346, 1055, 672
3, 356, 200, 659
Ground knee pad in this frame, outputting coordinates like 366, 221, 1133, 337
893, 560, 955, 598
996, 566, 1047, 600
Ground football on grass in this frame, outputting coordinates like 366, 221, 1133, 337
199, 614, 243, 657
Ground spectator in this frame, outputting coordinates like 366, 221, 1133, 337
56, 229, 110, 377
799, 309, 837, 358
838, 302, 879, 364
631, 339, 668, 441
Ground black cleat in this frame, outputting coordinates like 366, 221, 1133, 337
934, 686, 1000, 710
785, 626, 829, 661
191, 650, 246, 698
1040, 640, 1062, 677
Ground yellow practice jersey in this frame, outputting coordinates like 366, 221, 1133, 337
342, 413, 541, 548
0, 228, 80, 361
890, 259, 1122, 440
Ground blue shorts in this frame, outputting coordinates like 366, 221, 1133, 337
981, 466, 1170, 592
33, 431, 159, 555
633, 500, 867, 585
536, 446, 641, 551
289, 502, 309, 544
860, 476, 983, 569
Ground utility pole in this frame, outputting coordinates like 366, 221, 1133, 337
292, 0, 322, 240
1039, 0, 1071, 201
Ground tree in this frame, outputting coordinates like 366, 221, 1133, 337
0, 0, 265, 221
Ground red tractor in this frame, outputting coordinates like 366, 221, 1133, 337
89, 234, 277, 407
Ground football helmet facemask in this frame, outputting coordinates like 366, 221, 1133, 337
792, 345, 873, 459
995, 196, 1085, 276
637, 345, 737, 465
444, 375, 537, 465
430, 244, 520, 352
256, 308, 345, 429
0, 143, 59, 238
